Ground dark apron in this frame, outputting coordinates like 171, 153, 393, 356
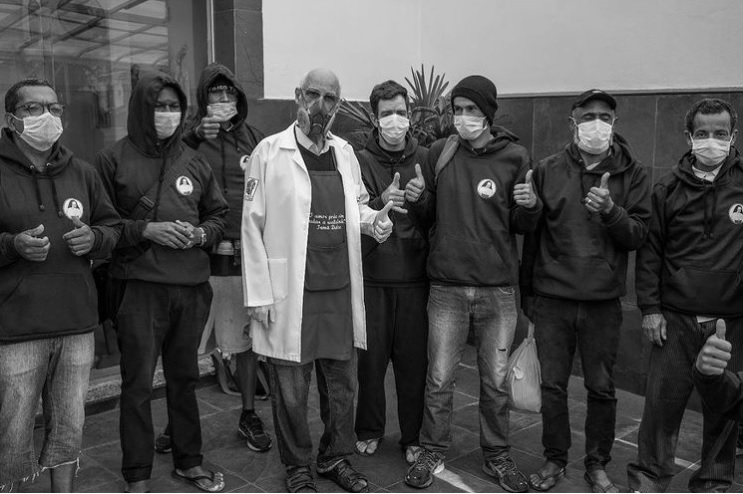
299, 168, 353, 363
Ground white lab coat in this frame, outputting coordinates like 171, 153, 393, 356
240, 124, 378, 362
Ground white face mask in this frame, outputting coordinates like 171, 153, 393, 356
13, 112, 63, 151
576, 119, 613, 154
207, 102, 238, 122
692, 137, 731, 167
154, 111, 181, 140
454, 115, 488, 141
378, 114, 409, 146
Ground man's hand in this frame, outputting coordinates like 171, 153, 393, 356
696, 320, 731, 376
373, 201, 394, 243
174, 220, 204, 249
196, 115, 221, 140
381, 172, 407, 214
247, 304, 276, 326
642, 313, 667, 347
63, 216, 95, 256
585, 172, 614, 214
13, 224, 50, 262
513, 169, 537, 208
405, 164, 425, 203
143, 221, 192, 249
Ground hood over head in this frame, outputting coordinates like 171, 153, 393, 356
193, 63, 249, 128
127, 71, 187, 157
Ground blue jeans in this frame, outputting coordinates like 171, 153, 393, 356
419, 284, 518, 461
533, 296, 622, 471
268, 354, 356, 470
0, 332, 94, 487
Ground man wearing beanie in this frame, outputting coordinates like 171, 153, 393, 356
520, 90, 650, 492
404, 75, 541, 491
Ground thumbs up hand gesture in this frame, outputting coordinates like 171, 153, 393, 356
63, 216, 95, 256
696, 319, 732, 376
513, 169, 537, 208
13, 224, 50, 262
585, 172, 614, 214
381, 172, 407, 214
373, 201, 394, 243
405, 164, 426, 203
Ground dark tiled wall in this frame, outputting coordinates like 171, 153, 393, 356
242, 90, 743, 406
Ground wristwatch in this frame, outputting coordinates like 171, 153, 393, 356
196, 227, 207, 246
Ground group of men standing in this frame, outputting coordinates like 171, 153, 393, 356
0, 63, 742, 494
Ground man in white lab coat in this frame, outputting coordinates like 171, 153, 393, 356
241, 68, 393, 493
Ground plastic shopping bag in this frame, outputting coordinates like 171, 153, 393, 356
506, 322, 542, 413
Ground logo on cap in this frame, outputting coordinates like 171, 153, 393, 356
63, 198, 83, 219
476, 179, 496, 199
176, 176, 194, 196
730, 203, 743, 224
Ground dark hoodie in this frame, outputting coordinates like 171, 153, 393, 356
521, 135, 651, 301
635, 149, 743, 317
95, 71, 228, 285
182, 63, 265, 239
0, 130, 120, 342
413, 126, 541, 286
357, 131, 429, 285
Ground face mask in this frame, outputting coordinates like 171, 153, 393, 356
207, 102, 238, 122
576, 119, 613, 154
13, 112, 63, 151
692, 137, 731, 167
378, 114, 409, 145
154, 111, 181, 140
454, 115, 487, 141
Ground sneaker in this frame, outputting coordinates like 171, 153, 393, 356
154, 426, 171, 454
404, 449, 444, 489
238, 410, 272, 452
483, 454, 528, 493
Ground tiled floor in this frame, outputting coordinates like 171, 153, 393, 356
19, 344, 743, 493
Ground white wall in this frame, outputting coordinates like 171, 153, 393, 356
263, 0, 743, 100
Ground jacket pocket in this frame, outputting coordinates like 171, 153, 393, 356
364, 236, 428, 283
267, 258, 289, 302
665, 266, 743, 315
0, 273, 97, 336
304, 243, 351, 292
428, 234, 511, 285
539, 255, 620, 296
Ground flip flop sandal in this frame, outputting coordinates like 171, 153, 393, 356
354, 437, 381, 456
529, 466, 565, 492
584, 472, 619, 493
171, 470, 225, 492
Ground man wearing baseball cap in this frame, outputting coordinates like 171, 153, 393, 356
520, 89, 651, 492
404, 75, 541, 491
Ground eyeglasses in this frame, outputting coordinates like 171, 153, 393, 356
14, 101, 65, 117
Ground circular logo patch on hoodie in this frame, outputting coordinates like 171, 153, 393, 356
730, 203, 743, 224
63, 198, 83, 219
176, 176, 193, 196
477, 179, 497, 199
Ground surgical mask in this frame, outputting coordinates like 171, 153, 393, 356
13, 112, 63, 151
454, 115, 487, 141
207, 102, 238, 122
378, 114, 409, 145
154, 111, 181, 140
692, 137, 731, 167
576, 119, 613, 154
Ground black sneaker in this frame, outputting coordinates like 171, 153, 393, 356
154, 426, 171, 454
404, 449, 444, 489
238, 411, 272, 452
483, 454, 528, 493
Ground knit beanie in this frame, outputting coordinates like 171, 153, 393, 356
451, 75, 498, 124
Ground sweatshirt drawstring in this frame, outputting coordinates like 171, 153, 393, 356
701, 181, 719, 239
47, 164, 63, 218
30, 166, 45, 212
152, 155, 167, 221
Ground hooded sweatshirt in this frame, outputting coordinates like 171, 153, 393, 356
95, 71, 228, 286
182, 63, 265, 239
0, 130, 121, 342
521, 135, 651, 301
635, 149, 743, 317
414, 126, 541, 287
357, 131, 429, 286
